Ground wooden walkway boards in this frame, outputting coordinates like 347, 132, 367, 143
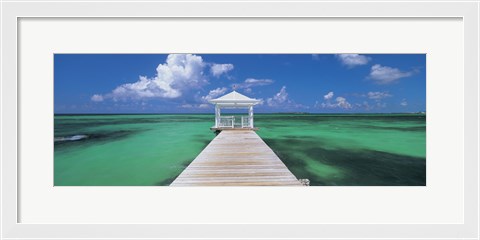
170, 130, 302, 186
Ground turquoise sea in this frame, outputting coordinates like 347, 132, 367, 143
54, 114, 426, 186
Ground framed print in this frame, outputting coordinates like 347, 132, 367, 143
1, 0, 479, 239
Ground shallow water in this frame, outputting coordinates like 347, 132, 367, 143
54, 114, 426, 186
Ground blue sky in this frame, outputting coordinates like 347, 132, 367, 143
54, 54, 425, 114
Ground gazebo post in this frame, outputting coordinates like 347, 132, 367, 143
248, 106, 254, 128
215, 105, 220, 128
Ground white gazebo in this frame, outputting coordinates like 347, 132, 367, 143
208, 91, 261, 130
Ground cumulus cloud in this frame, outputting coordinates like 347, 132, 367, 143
335, 97, 352, 109
266, 86, 307, 109
91, 54, 208, 102
267, 86, 288, 107
210, 63, 234, 77
400, 99, 408, 106
324, 91, 334, 100
91, 94, 104, 102
179, 87, 228, 109
318, 91, 352, 109
367, 91, 392, 100
336, 54, 370, 67
368, 64, 413, 84
201, 87, 228, 102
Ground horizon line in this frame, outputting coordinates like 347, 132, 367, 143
54, 112, 426, 115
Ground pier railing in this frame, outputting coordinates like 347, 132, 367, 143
219, 116, 234, 128
218, 116, 252, 128
241, 116, 251, 128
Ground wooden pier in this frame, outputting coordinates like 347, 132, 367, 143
170, 130, 302, 186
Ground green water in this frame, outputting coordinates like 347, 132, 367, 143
54, 114, 426, 186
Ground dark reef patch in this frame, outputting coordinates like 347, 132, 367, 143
263, 138, 426, 186
54, 130, 142, 147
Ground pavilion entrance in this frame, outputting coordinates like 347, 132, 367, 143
208, 91, 260, 130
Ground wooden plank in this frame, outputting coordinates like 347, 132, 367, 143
170, 130, 302, 186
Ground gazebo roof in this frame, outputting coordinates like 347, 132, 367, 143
209, 91, 260, 106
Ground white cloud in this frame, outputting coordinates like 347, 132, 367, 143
181, 104, 193, 108
180, 103, 210, 109
266, 86, 307, 109
244, 78, 274, 86
324, 91, 334, 100
210, 63, 234, 77
367, 91, 392, 100
320, 102, 332, 108
236, 78, 274, 90
179, 87, 228, 109
400, 99, 408, 106
201, 87, 228, 102
318, 91, 352, 109
335, 97, 352, 109
198, 103, 210, 108
369, 64, 413, 84
361, 101, 373, 111
267, 86, 288, 107
91, 54, 208, 102
336, 54, 370, 67
91, 94, 104, 102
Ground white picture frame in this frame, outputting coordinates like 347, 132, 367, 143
1, 0, 479, 239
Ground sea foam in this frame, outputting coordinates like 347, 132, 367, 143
54, 135, 88, 142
